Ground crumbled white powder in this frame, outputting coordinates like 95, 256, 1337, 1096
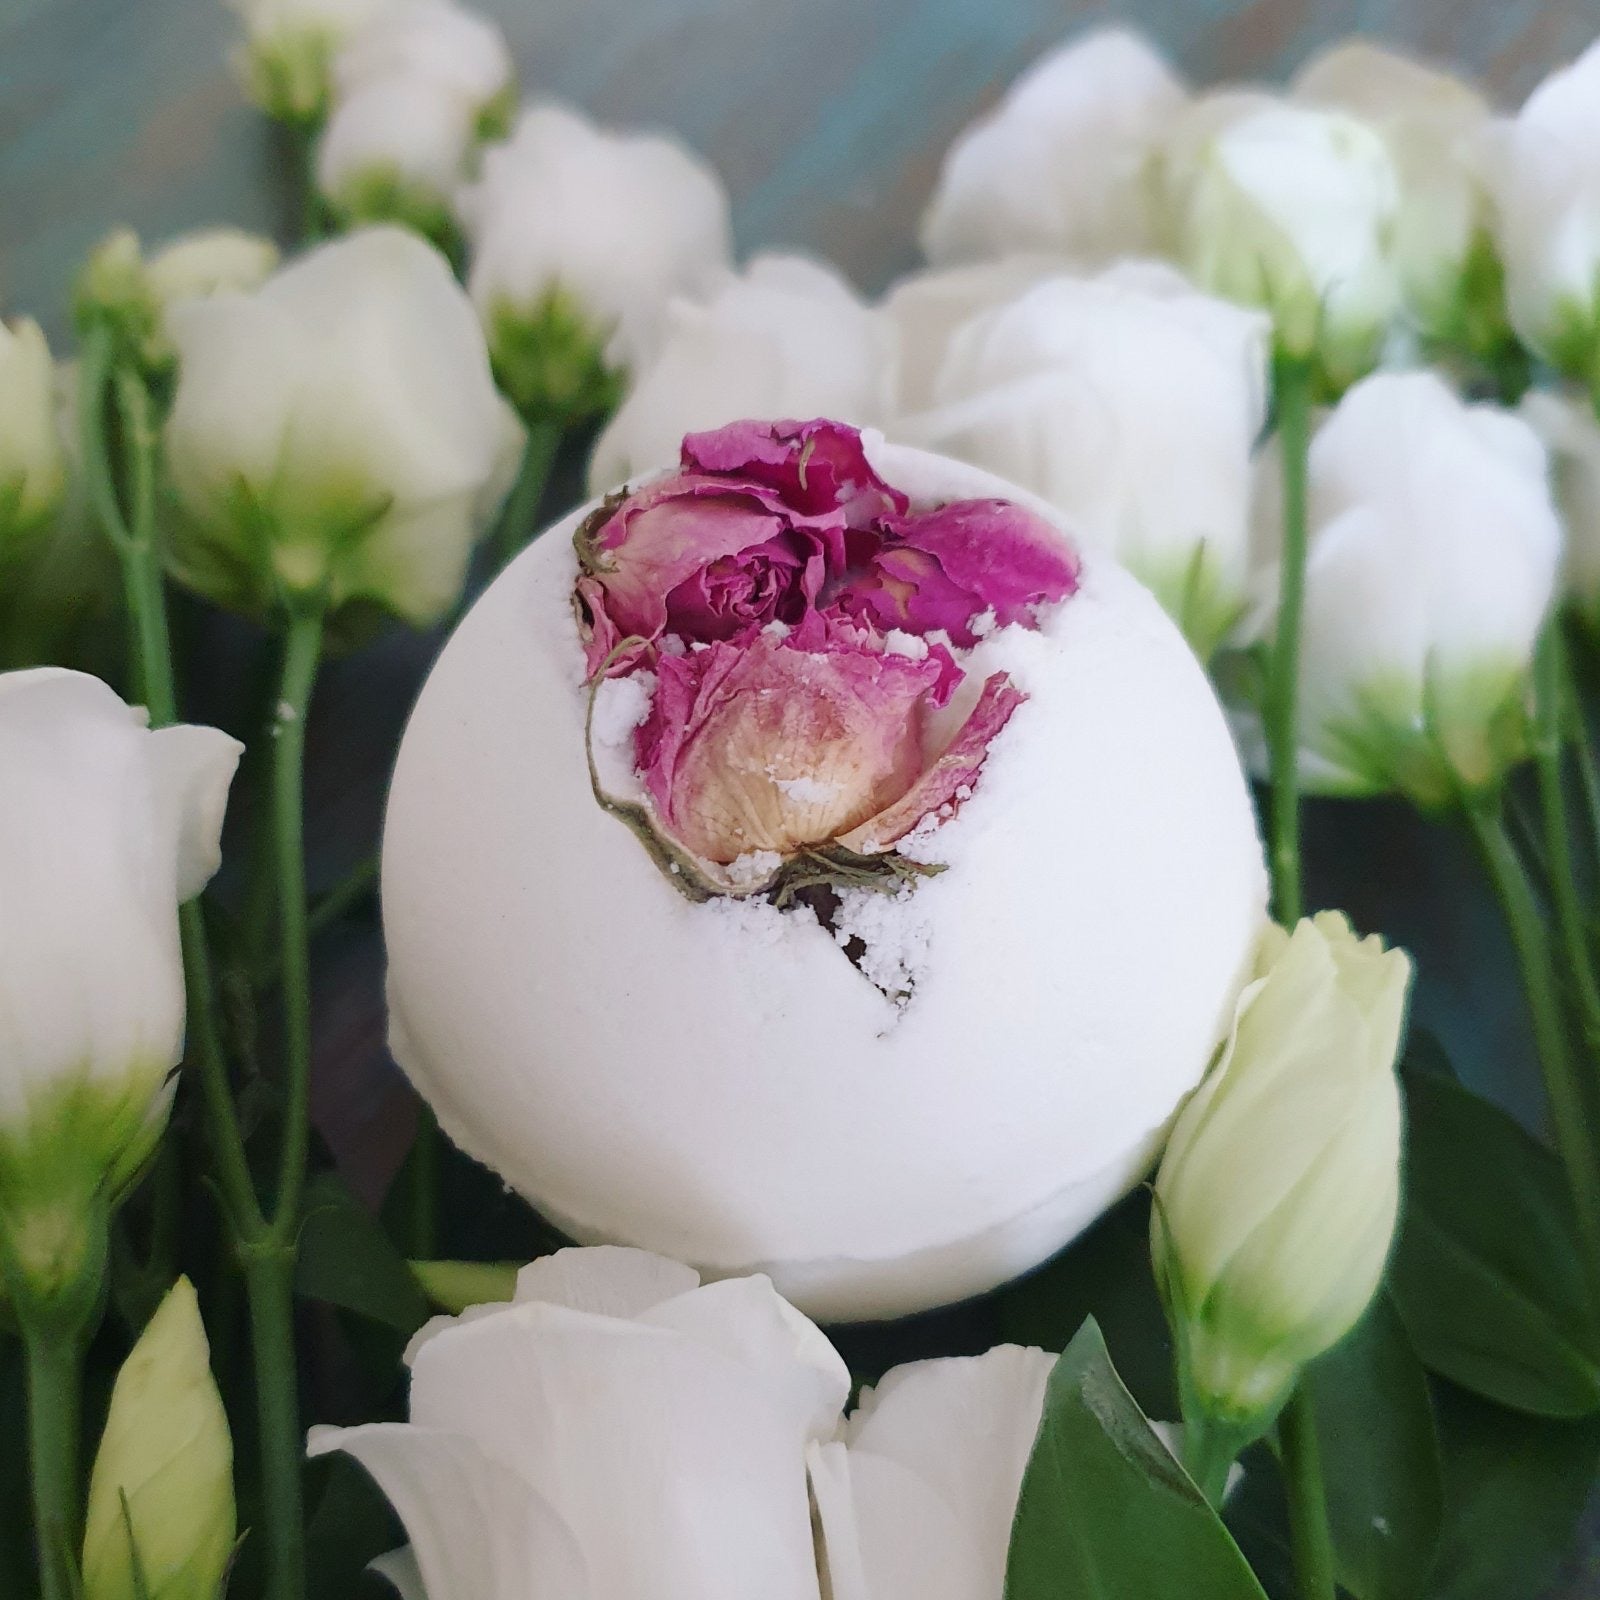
699, 889, 803, 946
969, 608, 996, 638
590, 670, 655, 748
883, 629, 928, 660
659, 635, 687, 657
723, 849, 784, 888
761, 620, 791, 640
689, 640, 711, 653
774, 774, 838, 803
834, 884, 933, 1003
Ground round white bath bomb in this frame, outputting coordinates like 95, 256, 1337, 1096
383, 439, 1267, 1320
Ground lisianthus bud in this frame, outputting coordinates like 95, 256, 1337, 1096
1159, 93, 1401, 388
920, 29, 1186, 267
75, 227, 281, 374
163, 226, 523, 626
0, 317, 67, 556
227, 0, 392, 124
1522, 388, 1600, 629
456, 104, 733, 421
890, 260, 1269, 659
588, 256, 891, 493
333, 0, 512, 113
1488, 41, 1600, 382
1153, 912, 1410, 1426
1241, 370, 1560, 807
82, 1278, 235, 1600
1293, 42, 1506, 358
0, 672, 240, 1302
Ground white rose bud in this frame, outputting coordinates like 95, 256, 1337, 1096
228, 0, 393, 124
75, 227, 281, 374
892, 261, 1269, 659
1295, 42, 1504, 355
920, 29, 1186, 268
1489, 40, 1600, 382
82, 1278, 236, 1600
0, 318, 67, 553
1153, 912, 1410, 1426
310, 1246, 850, 1600
333, 0, 512, 119
0, 672, 240, 1302
1160, 92, 1401, 388
455, 103, 733, 421
1244, 370, 1560, 807
1522, 387, 1600, 629
163, 226, 524, 627
587, 255, 891, 492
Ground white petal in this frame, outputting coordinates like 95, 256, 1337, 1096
146, 724, 244, 902
370, 1546, 426, 1600
513, 1244, 701, 1316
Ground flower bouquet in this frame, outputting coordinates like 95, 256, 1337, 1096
4, 5, 1600, 1600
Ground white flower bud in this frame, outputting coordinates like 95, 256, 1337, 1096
890, 260, 1269, 659
0, 672, 240, 1300
1522, 387, 1600, 629
228, 0, 393, 123
82, 1278, 235, 1600
333, 0, 512, 114
455, 104, 733, 419
1294, 41, 1502, 352
0, 318, 67, 549
920, 29, 1186, 267
587, 255, 891, 492
1153, 912, 1410, 1425
144, 228, 282, 306
1160, 93, 1401, 387
1488, 40, 1600, 379
163, 226, 523, 626
317, 72, 476, 237
1243, 370, 1561, 806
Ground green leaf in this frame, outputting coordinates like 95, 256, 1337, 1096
1309, 1295, 1442, 1600
998, 1191, 1177, 1419
305, 1454, 405, 1600
295, 1170, 430, 1336
1390, 1072, 1600, 1417
410, 1259, 519, 1314
1427, 1383, 1600, 1600
1004, 1318, 1269, 1600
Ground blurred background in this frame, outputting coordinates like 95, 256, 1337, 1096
5, 3, 1600, 1592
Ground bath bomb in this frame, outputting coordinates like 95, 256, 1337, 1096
382, 436, 1267, 1320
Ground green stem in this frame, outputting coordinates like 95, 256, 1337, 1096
242, 1249, 305, 1600
1181, 1415, 1240, 1509
308, 852, 377, 941
1279, 1387, 1337, 1600
22, 1324, 85, 1600
1466, 794, 1600, 1325
1532, 630, 1600, 1053
268, 602, 326, 1238
489, 418, 561, 577
1266, 353, 1315, 925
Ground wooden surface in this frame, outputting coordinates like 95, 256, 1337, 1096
5, 2, 1600, 1592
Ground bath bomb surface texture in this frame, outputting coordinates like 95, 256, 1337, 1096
382, 435, 1267, 1320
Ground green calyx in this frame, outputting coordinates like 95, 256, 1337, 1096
488, 289, 625, 427
325, 168, 464, 263
1136, 543, 1248, 665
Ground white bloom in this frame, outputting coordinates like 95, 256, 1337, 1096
1160, 93, 1401, 386
0, 318, 67, 544
0, 671, 240, 1291
892, 262, 1269, 658
143, 229, 283, 307
1488, 40, 1600, 376
1294, 42, 1496, 345
333, 0, 512, 109
317, 73, 477, 230
228, 0, 394, 122
588, 255, 891, 492
1153, 913, 1409, 1423
879, 255, 1070, 415
163, 226, 523, 626
82, 1278, 235, 1600
810, 1345, 1056, 1600
1246, 370, 1561, 804
920, 30, 1185, 267
310, 1245, 851, 1600
457, 104, 733, 417
1522, 388, 1600, 627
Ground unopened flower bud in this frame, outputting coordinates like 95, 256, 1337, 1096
228, 0, 391, 125
0, 318, 66, 554
1153, 912, 1409, 1426
1160, 93, 1401, 389
82, 1278, 235, 1600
